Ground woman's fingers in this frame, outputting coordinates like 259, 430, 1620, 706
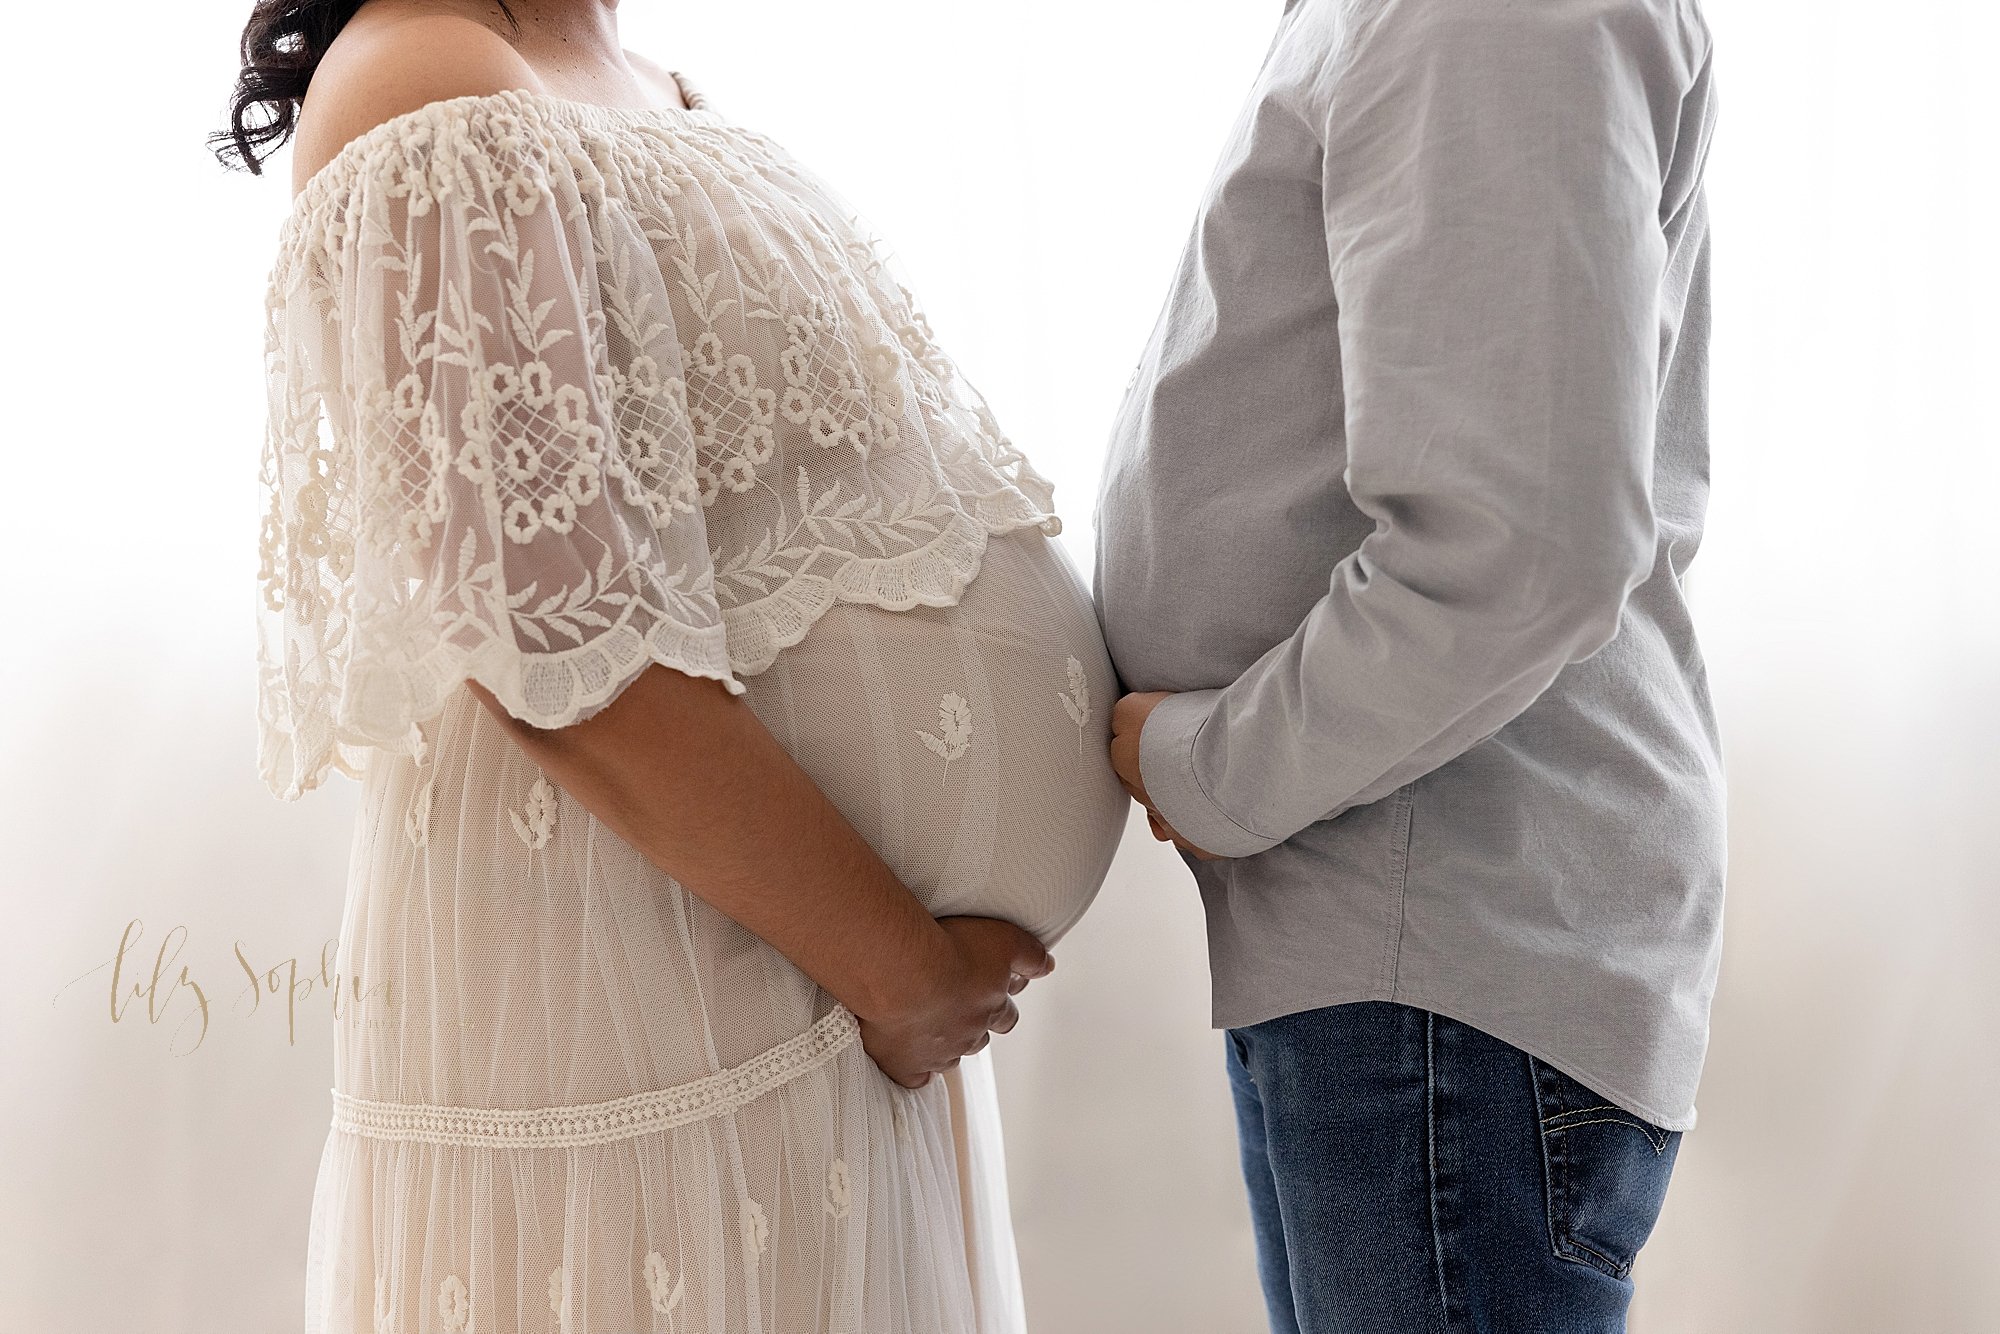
989, 996, 1020, 1035
1008, 929, 1053, 981
859, 915, 1046, 1087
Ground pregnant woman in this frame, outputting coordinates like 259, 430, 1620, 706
218, 2, 1127, 1330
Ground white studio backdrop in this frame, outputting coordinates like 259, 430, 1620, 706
2, 2, 1995, 1331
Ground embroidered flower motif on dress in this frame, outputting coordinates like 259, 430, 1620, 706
643, 1249, 685, 1314
404, 777, 434, 848
510, 775, 559, 849
916, 693, 973, 786
890, 1093, 912, 1144
1059, 655, 1091, 754
437, 1272, 471, 1332
547, 1263, 565, 1319
825, 1158, 852, 1221
741, 1197, 770, 1265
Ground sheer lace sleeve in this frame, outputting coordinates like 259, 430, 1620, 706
257, 98, 739, 800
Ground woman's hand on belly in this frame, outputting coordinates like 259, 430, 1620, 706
463, 665, 1051, 1087
858, 915, 1053, 1089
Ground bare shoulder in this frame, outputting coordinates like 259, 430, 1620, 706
291, 8, 540, 194
623, 49, 690, 109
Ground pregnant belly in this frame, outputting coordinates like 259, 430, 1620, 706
739, 527, 1127, 945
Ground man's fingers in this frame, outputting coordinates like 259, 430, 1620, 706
969, 1030, 993, 1055
1148, 809, 1222, 861
1110, 690, 1158, 733
1170, 830, 1223, 861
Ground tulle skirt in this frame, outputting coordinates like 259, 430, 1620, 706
301, 529, 1125, 1333
305, 1013, 1005, 1333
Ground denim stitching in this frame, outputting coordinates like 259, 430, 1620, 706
1425, 1011, 1467, 1333
1530, 1056, 1643, 1280
1540, 1092, 1674, 1154
1541, 1114, 1671, 1156
1540, 1104, 1626, 1122
1530, 1057, 1570, 1272
1564, 1232, 1635, 1278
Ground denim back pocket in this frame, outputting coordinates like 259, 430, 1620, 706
1529, 1057, 1682, 1280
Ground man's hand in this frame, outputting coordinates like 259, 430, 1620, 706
857, 916, 1053, 1089
1109, 691, 1226, 861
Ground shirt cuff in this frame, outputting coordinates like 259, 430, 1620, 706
1136, 688, 1285, 860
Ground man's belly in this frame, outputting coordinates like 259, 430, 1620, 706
741, 526, 1127, 945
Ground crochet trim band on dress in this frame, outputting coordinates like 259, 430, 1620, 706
329, 1005, 860, 1149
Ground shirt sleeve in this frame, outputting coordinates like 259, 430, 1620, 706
1138, 0, 1690, 857
257, 99, 738, 800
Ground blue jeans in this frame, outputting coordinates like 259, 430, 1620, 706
1225, 1001, 1682, 1333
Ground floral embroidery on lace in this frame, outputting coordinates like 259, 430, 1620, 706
643, 1250, 685, 1314
890, 1093, 912, 1144
825, 1158, 852, 1221
510, 776, 559, 850
256, 89, 1062, 802
916, 692, 972, 785
741, 1197, 770, 1265
404, 777, 434, 848
438, 1272, 470, 1332
547, 1263, 565, 1319
1059, 655, 1091, 754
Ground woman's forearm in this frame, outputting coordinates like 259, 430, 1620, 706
463, 665, 967, 1024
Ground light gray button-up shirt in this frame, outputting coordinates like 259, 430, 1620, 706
1093, 0, 1724, 1129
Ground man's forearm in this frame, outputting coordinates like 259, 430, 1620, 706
465, 665, 954, 1024
1135, 549, 1642, 858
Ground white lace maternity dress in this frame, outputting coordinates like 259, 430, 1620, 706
254, 77, 1127, 1334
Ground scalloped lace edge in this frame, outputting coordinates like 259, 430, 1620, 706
257, 504, 1063, 802
719, 502, 1057, 675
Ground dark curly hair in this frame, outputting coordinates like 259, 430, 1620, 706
210, 0, 519, 174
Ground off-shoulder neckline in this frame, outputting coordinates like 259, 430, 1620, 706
282, 83, 730, 233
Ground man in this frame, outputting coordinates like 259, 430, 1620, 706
1094, 0, 1723, 1329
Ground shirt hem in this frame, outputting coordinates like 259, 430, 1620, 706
1215, 987, 1698, 1133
